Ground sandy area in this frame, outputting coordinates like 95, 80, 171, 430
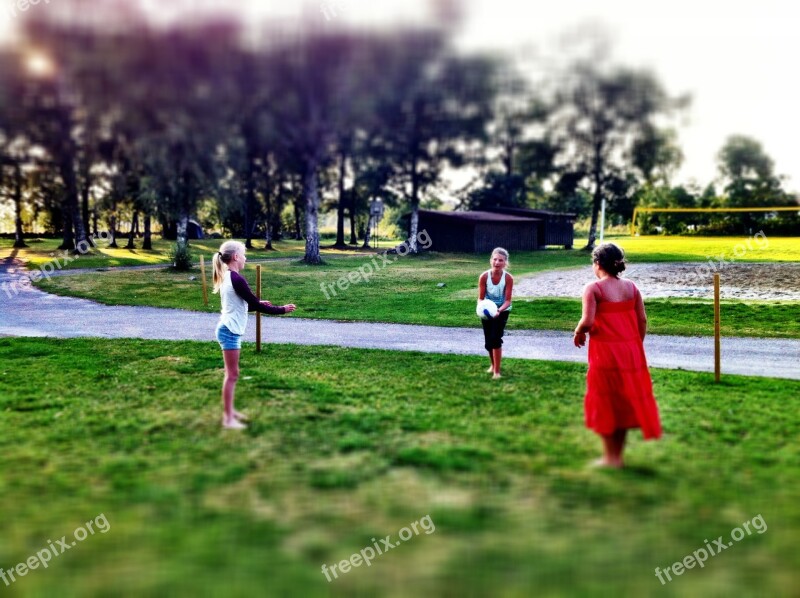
514, 262, 800, 300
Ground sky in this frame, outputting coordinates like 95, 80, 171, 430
2, 0, 798, 192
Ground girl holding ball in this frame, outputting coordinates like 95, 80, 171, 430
478, 247, 513, 379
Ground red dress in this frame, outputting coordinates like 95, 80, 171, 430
585, 280, 662, 439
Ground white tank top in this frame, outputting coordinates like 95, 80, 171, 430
485, 270, 512, 311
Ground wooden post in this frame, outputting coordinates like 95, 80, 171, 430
714, 273, 720, 382
199, 255, 209, 306
256, 265, 262, 353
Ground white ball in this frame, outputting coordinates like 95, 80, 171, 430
476, 299, 498, 320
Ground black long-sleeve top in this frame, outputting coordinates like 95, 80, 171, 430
230, 271, 286, 315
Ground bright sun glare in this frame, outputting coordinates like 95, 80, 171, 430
25, 52, 56, 77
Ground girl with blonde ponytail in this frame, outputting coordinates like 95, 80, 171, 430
213, 240, 297, 429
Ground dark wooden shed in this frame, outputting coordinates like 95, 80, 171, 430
416, 210, 540, 253
484, 207, 576, 248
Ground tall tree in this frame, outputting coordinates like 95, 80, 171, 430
716, 135, 794, 231
553, 64, 688, 249
631, 126, 683, 187
14, 47, 89, 251
467, 67, 555, 210
0, 51, 31, 248
381, 35, 498, 251
268, 30, 391, 264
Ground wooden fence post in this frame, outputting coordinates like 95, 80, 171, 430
199, 255, 209, 306
256, 265, 262, 353
714, 273, 720, 382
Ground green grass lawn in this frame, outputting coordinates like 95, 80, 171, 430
0, 338, 797, 596
29, 239, 800, 338
4, 233, 798, 270
608, 233, 799, 262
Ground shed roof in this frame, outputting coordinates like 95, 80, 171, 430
484, 207, 577, 219
418, 209, 541, 223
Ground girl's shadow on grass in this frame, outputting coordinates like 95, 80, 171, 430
619, 464, 659, 478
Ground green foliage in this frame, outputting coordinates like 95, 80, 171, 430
0, 338, 798, 595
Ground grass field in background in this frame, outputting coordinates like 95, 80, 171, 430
25, 236, 800, 338
4, 233, 799, 270
0, 338, 797, 596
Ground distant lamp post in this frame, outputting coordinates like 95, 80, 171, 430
369, 197, 384, 249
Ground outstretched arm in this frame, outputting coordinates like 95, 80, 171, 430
230, 271, 287, 315
573, 284, 597, 347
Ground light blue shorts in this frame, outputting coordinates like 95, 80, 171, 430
215, 322, 242, 351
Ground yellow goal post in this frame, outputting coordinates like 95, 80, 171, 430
630, 206, 800, 235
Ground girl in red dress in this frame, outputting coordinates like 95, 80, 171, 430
573, 243, 661, 467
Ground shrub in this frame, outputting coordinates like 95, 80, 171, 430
169, 241, 193, 271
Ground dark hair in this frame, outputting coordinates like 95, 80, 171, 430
592, 243, 626, 276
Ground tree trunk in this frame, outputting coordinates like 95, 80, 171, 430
58, 212, 75, 251
361, 216, 372, 249
177, 212, 189, 246
585, 170, 603, 251
302, 159, 322, 264
504, 138, 514, 205
408, 158, 420, 253
142, 213, 152, 250
334, 149, 348, 248
293, 199, 303, 240
56, 126, 88, 253
108, 214, 118, 248
264, 173, 278, 251
264, 193, 274, 251
81, 171, 94, 247
585, 190, 601, 251
409, 205, 419, 253
125, 210, 138, 249
349, 197, 358, 245
12, 163, 28, 248
244, 155, 256, 249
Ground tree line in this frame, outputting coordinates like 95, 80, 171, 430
1, 10, 797, 260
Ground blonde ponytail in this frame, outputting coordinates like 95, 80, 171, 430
212, 240, 246, 293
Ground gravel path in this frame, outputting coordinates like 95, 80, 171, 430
2, 261, 798, 380
515, 262, 800, 300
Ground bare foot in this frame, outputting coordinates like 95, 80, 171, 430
233, 410, 249, 421
223, 418, 247, 430
492, 373, 502, 379
486, 367, 494, 373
